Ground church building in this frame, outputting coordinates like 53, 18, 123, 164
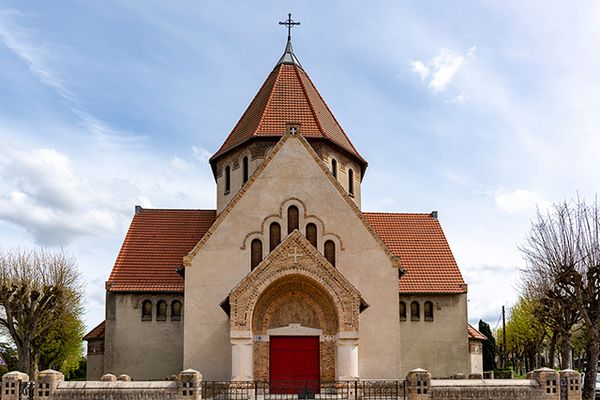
85, 18, 484, 383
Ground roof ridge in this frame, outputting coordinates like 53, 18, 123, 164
362, 212, 435, 216
210, 68, 279, 160
299, 69, 365, 162
255, 64, 283, 135
137, 208, 217, 212
293, 64, 326, 139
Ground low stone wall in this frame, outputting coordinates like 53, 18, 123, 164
0, 367, 582, 400
1, 368, 201, 400
406, 367, 582, 400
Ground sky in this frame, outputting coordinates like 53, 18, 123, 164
0, 1, 599, 334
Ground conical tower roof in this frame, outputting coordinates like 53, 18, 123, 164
210, 40, 367, 171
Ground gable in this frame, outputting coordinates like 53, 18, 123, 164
186, 133, 399, 269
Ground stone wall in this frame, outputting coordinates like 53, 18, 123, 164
0, 367, 582, 400
405, 367, 582, 400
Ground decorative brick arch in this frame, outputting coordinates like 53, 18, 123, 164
229, 231, 362, 334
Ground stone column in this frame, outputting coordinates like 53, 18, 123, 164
531, 367, 560, 400
231, 330, 253, 381
35, 369, 64, 400
178, 369, 202, 400
405, 368, 431, 400
336, 331, 359, 380
2, 371, 29, 400
559, 369, 581, 400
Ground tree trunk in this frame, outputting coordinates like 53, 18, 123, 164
548, 330, 558, 369
582, 326, 599, 400
17, 340, 33, 378
560, 330, 572, 369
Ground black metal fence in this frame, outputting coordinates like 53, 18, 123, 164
202, 380, 406, 400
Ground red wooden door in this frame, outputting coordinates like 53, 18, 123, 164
269, 336, 320, 394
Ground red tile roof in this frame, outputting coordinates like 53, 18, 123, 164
106, 209, 465, 295
363, 212, 466, 294
468, 324, 487, 341
211, 63, 366, 166
83, 321, 105, 341
106, 208, 216, 292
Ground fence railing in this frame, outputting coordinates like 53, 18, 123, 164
201, 380, 407, 400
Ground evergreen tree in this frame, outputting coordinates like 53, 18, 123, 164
479, 319, 497, 371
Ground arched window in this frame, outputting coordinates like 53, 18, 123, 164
156, 300, 167, 321
224, 166, 231, 194
424, 301, 434, 321
399, 301, 407, 321
242, 156, 249, 184
269, 222, 281, 252
348, 169, 354, 196
251, 239, 263, 270
287, 206, 299, 234
142, 300, 152, 321
331, 159, 338, 178
306, 223, 317, 248
171, 300, 182, 321
324, 240, 336, 267
410, 301, 420, 321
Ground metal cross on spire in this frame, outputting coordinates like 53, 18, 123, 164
279, 13, 300, 42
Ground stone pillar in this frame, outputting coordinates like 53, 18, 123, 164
231, 330, 253, 381
560, 369, 581, 400
405, 368, 431, 400
2, 371, 29, 400
35, 369, 64, 400
336, 331, 359, 380
178, 369, 202, 400
531, 367, 560, 400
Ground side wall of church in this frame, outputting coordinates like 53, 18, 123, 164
398, 293, 469, 377
185, 136, 400, 380
104, 292, 184, 380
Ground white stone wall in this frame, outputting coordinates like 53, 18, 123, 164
185, 135, 400, 380
399, 293, 470, 377
104, 293, 183, 380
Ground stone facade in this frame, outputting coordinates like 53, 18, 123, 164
103, 292, 184, 380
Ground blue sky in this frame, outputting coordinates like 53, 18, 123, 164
1, 1, 599, 333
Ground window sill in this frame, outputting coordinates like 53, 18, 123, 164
400, 318, 407, 322
424, 317, 434, 322
411, 318, 420, 321
224, 190, 230, 195
142, 317, 152, 322
171, 316, 181, 321
156, 317, 166, 321
349, 193, 355, 198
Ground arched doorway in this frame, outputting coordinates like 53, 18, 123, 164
228, 232, 362, 385
252, 275, 339, 387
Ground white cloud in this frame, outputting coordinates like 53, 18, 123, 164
446, 92, 470, 104
411, 46, 476, 92
495, 189, 551, 215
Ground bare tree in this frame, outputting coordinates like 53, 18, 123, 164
0, 248, 83, 377
520, 198, 600, 400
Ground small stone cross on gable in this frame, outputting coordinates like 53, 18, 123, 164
288, 246, 303, 263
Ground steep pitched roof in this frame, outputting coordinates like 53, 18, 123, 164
363, 212, 467, 294
210, 62, 366, 167
105, 200, 465, 294
83, 321, 105, 341
468, 324, 487, 341
106, 208, 216, 292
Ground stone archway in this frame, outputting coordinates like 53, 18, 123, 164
228, 231, 363, 381
252, 275, 339, 381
